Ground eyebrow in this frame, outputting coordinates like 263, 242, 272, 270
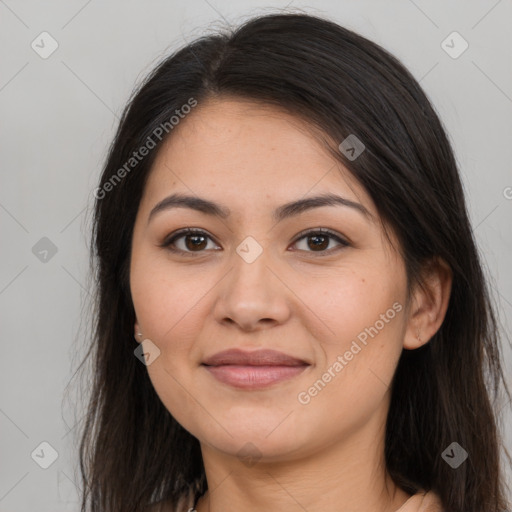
147, 192, 372, 225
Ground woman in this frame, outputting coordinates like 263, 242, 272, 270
78, 12, 511, 512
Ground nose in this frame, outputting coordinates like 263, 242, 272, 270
213, 244, 291, 332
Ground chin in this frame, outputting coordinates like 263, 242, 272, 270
206, 434, 303, 462
190, 414, 313, 462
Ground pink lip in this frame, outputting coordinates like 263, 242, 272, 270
202, 349, 310, 389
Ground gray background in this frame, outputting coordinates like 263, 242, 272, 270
1, 0, 511, 510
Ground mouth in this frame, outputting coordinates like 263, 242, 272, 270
201, 349, 310, 390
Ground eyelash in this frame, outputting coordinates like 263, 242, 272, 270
160, 228, 350, 257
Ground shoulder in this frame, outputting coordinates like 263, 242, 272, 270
395, 489, 445, 512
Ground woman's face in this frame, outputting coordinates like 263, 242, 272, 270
129, 97, 410, 462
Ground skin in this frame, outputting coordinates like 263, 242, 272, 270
129, 97, 452, 512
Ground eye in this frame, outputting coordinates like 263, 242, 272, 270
161, 227, 350, 256
291, 228, 349, 255
161, 228, 220, 255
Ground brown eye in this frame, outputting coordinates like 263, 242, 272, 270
162, 229, 219, 254
292, 229, 349, 255
306, 234, 329, 251
184, 233, 207, 251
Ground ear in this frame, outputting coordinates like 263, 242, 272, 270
403, 257, 453, 350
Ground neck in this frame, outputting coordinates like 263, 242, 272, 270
194, 410, 411, 512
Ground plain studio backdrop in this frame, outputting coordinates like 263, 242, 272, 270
0, 1, 511, 510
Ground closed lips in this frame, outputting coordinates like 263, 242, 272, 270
201, 349, 311, 390
202, 349, 310, 367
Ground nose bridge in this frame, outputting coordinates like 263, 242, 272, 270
229, 236, 274, 301
214, 235, 290, 329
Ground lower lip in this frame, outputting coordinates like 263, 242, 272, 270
203, 364, 309, 389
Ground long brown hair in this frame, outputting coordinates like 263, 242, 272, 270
72, 11, 512, 512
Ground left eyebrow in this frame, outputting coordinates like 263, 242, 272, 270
147, 192, 373, 225
273, 193, 372, 222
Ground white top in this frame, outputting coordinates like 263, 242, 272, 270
396, 490, 444, 512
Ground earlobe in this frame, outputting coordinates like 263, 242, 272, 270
134, 320, 143, 343
403, 257, 453, 350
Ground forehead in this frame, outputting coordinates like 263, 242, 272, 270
142, 97, 375, 217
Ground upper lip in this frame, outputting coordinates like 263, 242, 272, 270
202, 349, 310, 367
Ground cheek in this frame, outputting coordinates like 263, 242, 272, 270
299, 264, 405, 347
131, 266, 205, 428
298, 267, 406, 412
131, 255, 206, 345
